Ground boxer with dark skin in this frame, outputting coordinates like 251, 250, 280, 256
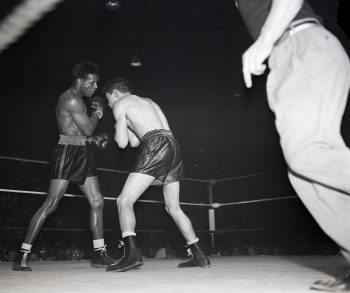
12, 61, 114, 271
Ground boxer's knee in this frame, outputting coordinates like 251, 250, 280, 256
90, 196, 104, 210
116, 194, 135, 209
165, 203, 181, 217
42, 198, 60, 215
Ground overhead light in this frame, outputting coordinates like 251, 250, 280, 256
105, 0, 121, 11
130, 59, 142, 68
130, 50, 142, 68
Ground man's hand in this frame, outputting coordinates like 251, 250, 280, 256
242, 37, 274, 88
89, 96, 106, 119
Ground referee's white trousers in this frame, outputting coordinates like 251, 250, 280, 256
267, 25, 350, 260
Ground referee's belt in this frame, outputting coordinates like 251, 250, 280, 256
276, 18, 321, 46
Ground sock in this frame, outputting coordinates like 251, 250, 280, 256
187, 238, 199, 246
93, 239, 105, 250
122, 231, 136, 238
21, 243, 32, 251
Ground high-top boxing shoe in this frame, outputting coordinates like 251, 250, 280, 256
91, 245, 116, 267
106, 236, 143, 272
178, 242, 210, 268
12, 249, 32, 271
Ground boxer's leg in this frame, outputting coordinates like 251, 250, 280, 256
80, 176, 116, 267
13, 179, 69, 271
107, 173, 154, 272
163, 181, 210, 268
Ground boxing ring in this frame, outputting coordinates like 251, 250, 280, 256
0, 1, 348, 291
1, 256, 348, 293
0, 155, 344, 293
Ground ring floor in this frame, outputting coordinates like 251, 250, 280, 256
1, 255, 348, 293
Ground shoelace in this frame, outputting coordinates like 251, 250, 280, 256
118, 240, 125, 249
20, 249, 30, 262
111, 240, 126, 265
99, 245, 115, 263
180, 248, 193, 264
95, 245, 107, 254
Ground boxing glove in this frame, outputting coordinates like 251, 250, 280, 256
89, 96, 106, 119
86, 133, 110, 151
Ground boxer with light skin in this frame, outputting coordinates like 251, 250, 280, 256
103, 77, 210, 272
12, 61, 115, 271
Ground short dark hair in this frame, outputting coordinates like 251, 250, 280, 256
103, 77, 133, 94
72, 61, 99, 80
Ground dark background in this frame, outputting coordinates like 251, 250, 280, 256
0, 0, 349, 256
0, 0, 348, 178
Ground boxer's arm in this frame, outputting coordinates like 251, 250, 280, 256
127, 128, 140, 147
242, 0, 303, 88
66, 96, 98, 136
113, 103, 128, 148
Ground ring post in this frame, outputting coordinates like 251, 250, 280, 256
208, 180, 216, 248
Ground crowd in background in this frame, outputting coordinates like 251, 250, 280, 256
0, 223, 338, 263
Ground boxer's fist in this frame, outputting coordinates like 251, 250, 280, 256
86, 133, 110, 151
89, 96, 106, 119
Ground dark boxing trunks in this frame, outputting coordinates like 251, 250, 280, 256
50, 135, 97, 185
132, 129, 185, 186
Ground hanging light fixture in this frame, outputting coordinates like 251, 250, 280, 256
130, 48, 142, 68
105, 0, 121, 11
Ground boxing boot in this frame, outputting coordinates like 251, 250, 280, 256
310, 269, 350, 291
106, 236, 143, 272
178, 242, 210, 268
91, 245, 116, 267
12, 249, 32, 271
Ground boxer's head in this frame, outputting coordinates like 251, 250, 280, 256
73, 61, 99, 97
103, 77, 133, 95
103, 77, 133, 108
73, 61, 99, 80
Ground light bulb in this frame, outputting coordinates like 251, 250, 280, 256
105, 0, 121, 11
130, 52, 142, 68
130, 60, 142, 67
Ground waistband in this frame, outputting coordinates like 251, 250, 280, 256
275, 18, 321, 46
140, 129, 173, 142
58, 135, 87, 146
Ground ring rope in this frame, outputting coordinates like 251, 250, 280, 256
0, 155, 208, 180
0, 227, 113, 232
213, 168, 287, 183
0, 188, 297, 208
0, 226, 295, 233
215, 195, 298, 208
0, 0, 65, 54
0, 188, 210, 207
0, 155, 287, 183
